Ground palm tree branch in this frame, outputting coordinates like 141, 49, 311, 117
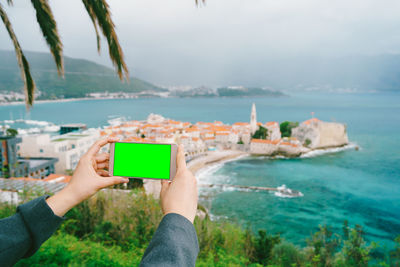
81, 1, 101, 53
195, 0, 206, 6
0, 2, 36, 108
31, 0, 64, 76
82, 0, 129, 81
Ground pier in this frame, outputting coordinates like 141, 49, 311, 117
199, 183, 304, 197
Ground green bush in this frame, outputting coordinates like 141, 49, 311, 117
252, 126, 269, 140
15, 234, 143, 267
280, 121, 299, 138
271, 242, 304, 267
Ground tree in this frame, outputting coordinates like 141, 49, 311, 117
6, 128, 18, 137
252, 125, 268, 140
306, 225, 340, 267
280, 121, 299, 138
390, 235, 400, 266
250, 229, 281, 265
337, 224, 376, 266
0, 0, 129, 108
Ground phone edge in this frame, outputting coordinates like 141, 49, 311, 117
109, 142, 115, 176
170, 143, 178, 180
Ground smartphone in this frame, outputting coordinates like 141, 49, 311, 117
109, 142, 178, 180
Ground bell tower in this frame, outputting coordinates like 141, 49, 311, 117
250, 103, 257, 135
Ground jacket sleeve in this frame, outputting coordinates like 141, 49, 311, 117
140, 213, 199, 267
0, 196, 65, 267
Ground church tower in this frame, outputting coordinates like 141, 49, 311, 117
250, 103, 257, 135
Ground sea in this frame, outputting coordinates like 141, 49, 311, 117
1, 92, 399, 249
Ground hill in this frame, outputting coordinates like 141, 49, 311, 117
0, 50, 164, 99
171, 86, 286, 97
217, 86, 285, 97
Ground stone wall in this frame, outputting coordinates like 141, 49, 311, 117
292, 121, 348, 149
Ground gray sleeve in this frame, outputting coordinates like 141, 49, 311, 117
0, 196, 65, 267
140, 213, 199, 267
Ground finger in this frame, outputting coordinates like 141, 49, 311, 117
100, 176, 129, 188
160, 180, 170, 197
96, 162, 109, 170
97, 169, 110, 177
87, 137, 119, 157
95, 153, 109, 163
176, 144, 187, 172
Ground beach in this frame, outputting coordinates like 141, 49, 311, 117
187, 150, 248, 176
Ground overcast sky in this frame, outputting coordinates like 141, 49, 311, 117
2, 0, 400, 87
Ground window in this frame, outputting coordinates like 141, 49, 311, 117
72, 144, 76, 149
40, 149, 43, 153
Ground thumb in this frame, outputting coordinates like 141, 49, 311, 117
176, 144, 187, 173
101, 176, 129, 188
160, 180, 170, 198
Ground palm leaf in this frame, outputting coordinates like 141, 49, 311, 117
82, 1, 101, 53
0, 3, 36, 108
195, 0, 206, 6
82, 0, 129, 81
31, 0, 64, 76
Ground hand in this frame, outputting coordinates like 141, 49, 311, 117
46, 137, 129, 216
160, 144, 198, 223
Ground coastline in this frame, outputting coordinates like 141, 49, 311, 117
187, 150, 248, 177
0, 97, 95, 106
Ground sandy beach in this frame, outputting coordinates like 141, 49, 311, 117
187, 150, 248, 176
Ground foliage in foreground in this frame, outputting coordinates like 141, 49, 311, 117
1, 189, 399, 267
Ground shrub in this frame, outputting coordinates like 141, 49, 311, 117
271, 242, 304, 267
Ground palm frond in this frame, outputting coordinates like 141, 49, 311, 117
31, 0, 63, 76
82, 1, 101, 53
82, 0, 129, 81
195, 0, 206, 6
0, 3, 36, 108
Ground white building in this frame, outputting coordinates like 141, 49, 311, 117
18, 129, 100, 173
215, 132, 229, 144
265, 121, 282, 140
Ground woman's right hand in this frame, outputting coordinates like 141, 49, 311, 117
160, 145, 198, 223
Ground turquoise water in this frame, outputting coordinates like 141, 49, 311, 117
1, 93, 399, 247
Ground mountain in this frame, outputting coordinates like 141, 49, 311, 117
0, 50, 164, 98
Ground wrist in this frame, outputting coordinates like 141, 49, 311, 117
46, 185, 83, 217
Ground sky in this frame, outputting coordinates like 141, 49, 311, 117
1, 0, 400, 87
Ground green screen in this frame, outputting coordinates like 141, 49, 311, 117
113, 142, 171, 179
